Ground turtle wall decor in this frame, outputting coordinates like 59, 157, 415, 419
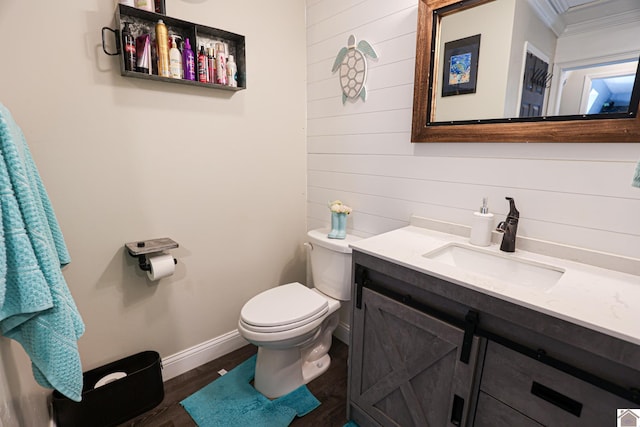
332, 35, 378, 104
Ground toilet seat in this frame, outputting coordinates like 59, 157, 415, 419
240, 282, 329, 333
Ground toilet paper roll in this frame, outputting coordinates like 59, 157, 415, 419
147, 253, 175, 281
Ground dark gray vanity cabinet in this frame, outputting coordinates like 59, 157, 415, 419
348, 250, 640, 427
476, 341, 636, 426
349, 287, 481, 426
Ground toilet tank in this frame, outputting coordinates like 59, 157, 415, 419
307, 229, 361, 301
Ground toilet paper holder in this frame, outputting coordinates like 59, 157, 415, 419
125, 238, 178, 272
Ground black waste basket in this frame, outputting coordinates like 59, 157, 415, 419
52, 350, 164, 427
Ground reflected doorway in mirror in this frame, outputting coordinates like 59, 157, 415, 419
519, 51, 550, 117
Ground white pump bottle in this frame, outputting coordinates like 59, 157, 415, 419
470, 197, 494, 246
169, 35, 182, 79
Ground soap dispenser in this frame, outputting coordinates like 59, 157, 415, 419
470, 197, 494, 246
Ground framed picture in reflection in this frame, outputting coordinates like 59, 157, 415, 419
442, 34, 481, 97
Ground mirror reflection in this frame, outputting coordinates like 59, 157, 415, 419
430, 0, 640, 124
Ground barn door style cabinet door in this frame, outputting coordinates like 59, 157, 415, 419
349, 287, 481, 427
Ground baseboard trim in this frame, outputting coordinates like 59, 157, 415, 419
334, 321, 350, 345
162, 323, 350, 381
161, 330, 248, 381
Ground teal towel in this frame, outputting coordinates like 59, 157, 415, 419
633, 159, 640, 188
181, 354, 321, 426
0, 103, 84, 402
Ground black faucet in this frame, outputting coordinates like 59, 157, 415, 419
496, 197, 519, 252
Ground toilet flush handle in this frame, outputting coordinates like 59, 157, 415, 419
304, 242, 313, 251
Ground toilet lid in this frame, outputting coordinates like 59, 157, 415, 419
240, 282, 329, 330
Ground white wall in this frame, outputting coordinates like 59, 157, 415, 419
307, 0, 640, 255
507, 0, 557, 117
560, 62, 638, 115
434, 0, 515, 121
547, 16, 640, 117
0, 0, 306, 423
433, 0, 558, 120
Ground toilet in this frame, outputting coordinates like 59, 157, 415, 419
237, 228, 360, 398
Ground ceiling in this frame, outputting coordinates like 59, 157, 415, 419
561, 0, 602, 10
530, 0, 640, 36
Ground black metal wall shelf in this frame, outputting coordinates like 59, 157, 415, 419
107, 4, 246, 92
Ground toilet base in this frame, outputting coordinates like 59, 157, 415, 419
254, 346, 306, 399
302, 353, 331, 383
253, 311, 339, 399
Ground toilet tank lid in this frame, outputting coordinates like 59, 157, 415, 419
307, 229, 362, 253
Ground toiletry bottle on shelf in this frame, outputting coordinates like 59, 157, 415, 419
215, 42, 227, 85
226, 54, 238, 87
207, 44, 216, 84
150, 35, 158, 75
135, 34, 151, 74
470, 197, 494, 246
134, 0, 154, 12
121, 22, 137, 72
182, 38, 196, 81
177, 37, 184, 78
198, 45, 209, 83
169, 35, 182, 79
155, 19, 170, 77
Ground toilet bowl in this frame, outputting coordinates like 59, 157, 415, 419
237, 229, 360, 398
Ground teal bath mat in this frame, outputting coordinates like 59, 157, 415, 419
180, 355, 320, 427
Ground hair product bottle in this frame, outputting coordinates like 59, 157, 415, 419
121, 22, 136, 72
207, 44, 216, 84
135, 34, 151, 74
169, 35, 182, 79
134, 0, 154, 12
155, 19, 170, 77
215, 42, 227, 85
226, 54, 238, 87
198, 45, 209, 83
182, 38, 196, 81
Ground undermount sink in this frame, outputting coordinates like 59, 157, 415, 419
423, 243, 565, 289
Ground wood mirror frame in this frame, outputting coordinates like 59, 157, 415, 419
411, 0, 640, 143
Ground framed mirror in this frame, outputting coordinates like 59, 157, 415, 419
411, 0, 640, 142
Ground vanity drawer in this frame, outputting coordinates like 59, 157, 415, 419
474, 392, 542, 427
480, 341, 633, 426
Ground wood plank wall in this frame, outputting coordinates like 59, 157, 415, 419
306, 0, 640, 260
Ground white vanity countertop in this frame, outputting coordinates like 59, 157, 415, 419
349, 225, 640, 346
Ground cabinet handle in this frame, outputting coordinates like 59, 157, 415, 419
450, 394, 464, 426
354, 266, 367, 309
460, 310, 478, 364
531, 381, 582, 417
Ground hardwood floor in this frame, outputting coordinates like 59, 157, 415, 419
119, 338, 350, 427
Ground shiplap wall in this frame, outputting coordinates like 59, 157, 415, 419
306, 0, 640, 261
